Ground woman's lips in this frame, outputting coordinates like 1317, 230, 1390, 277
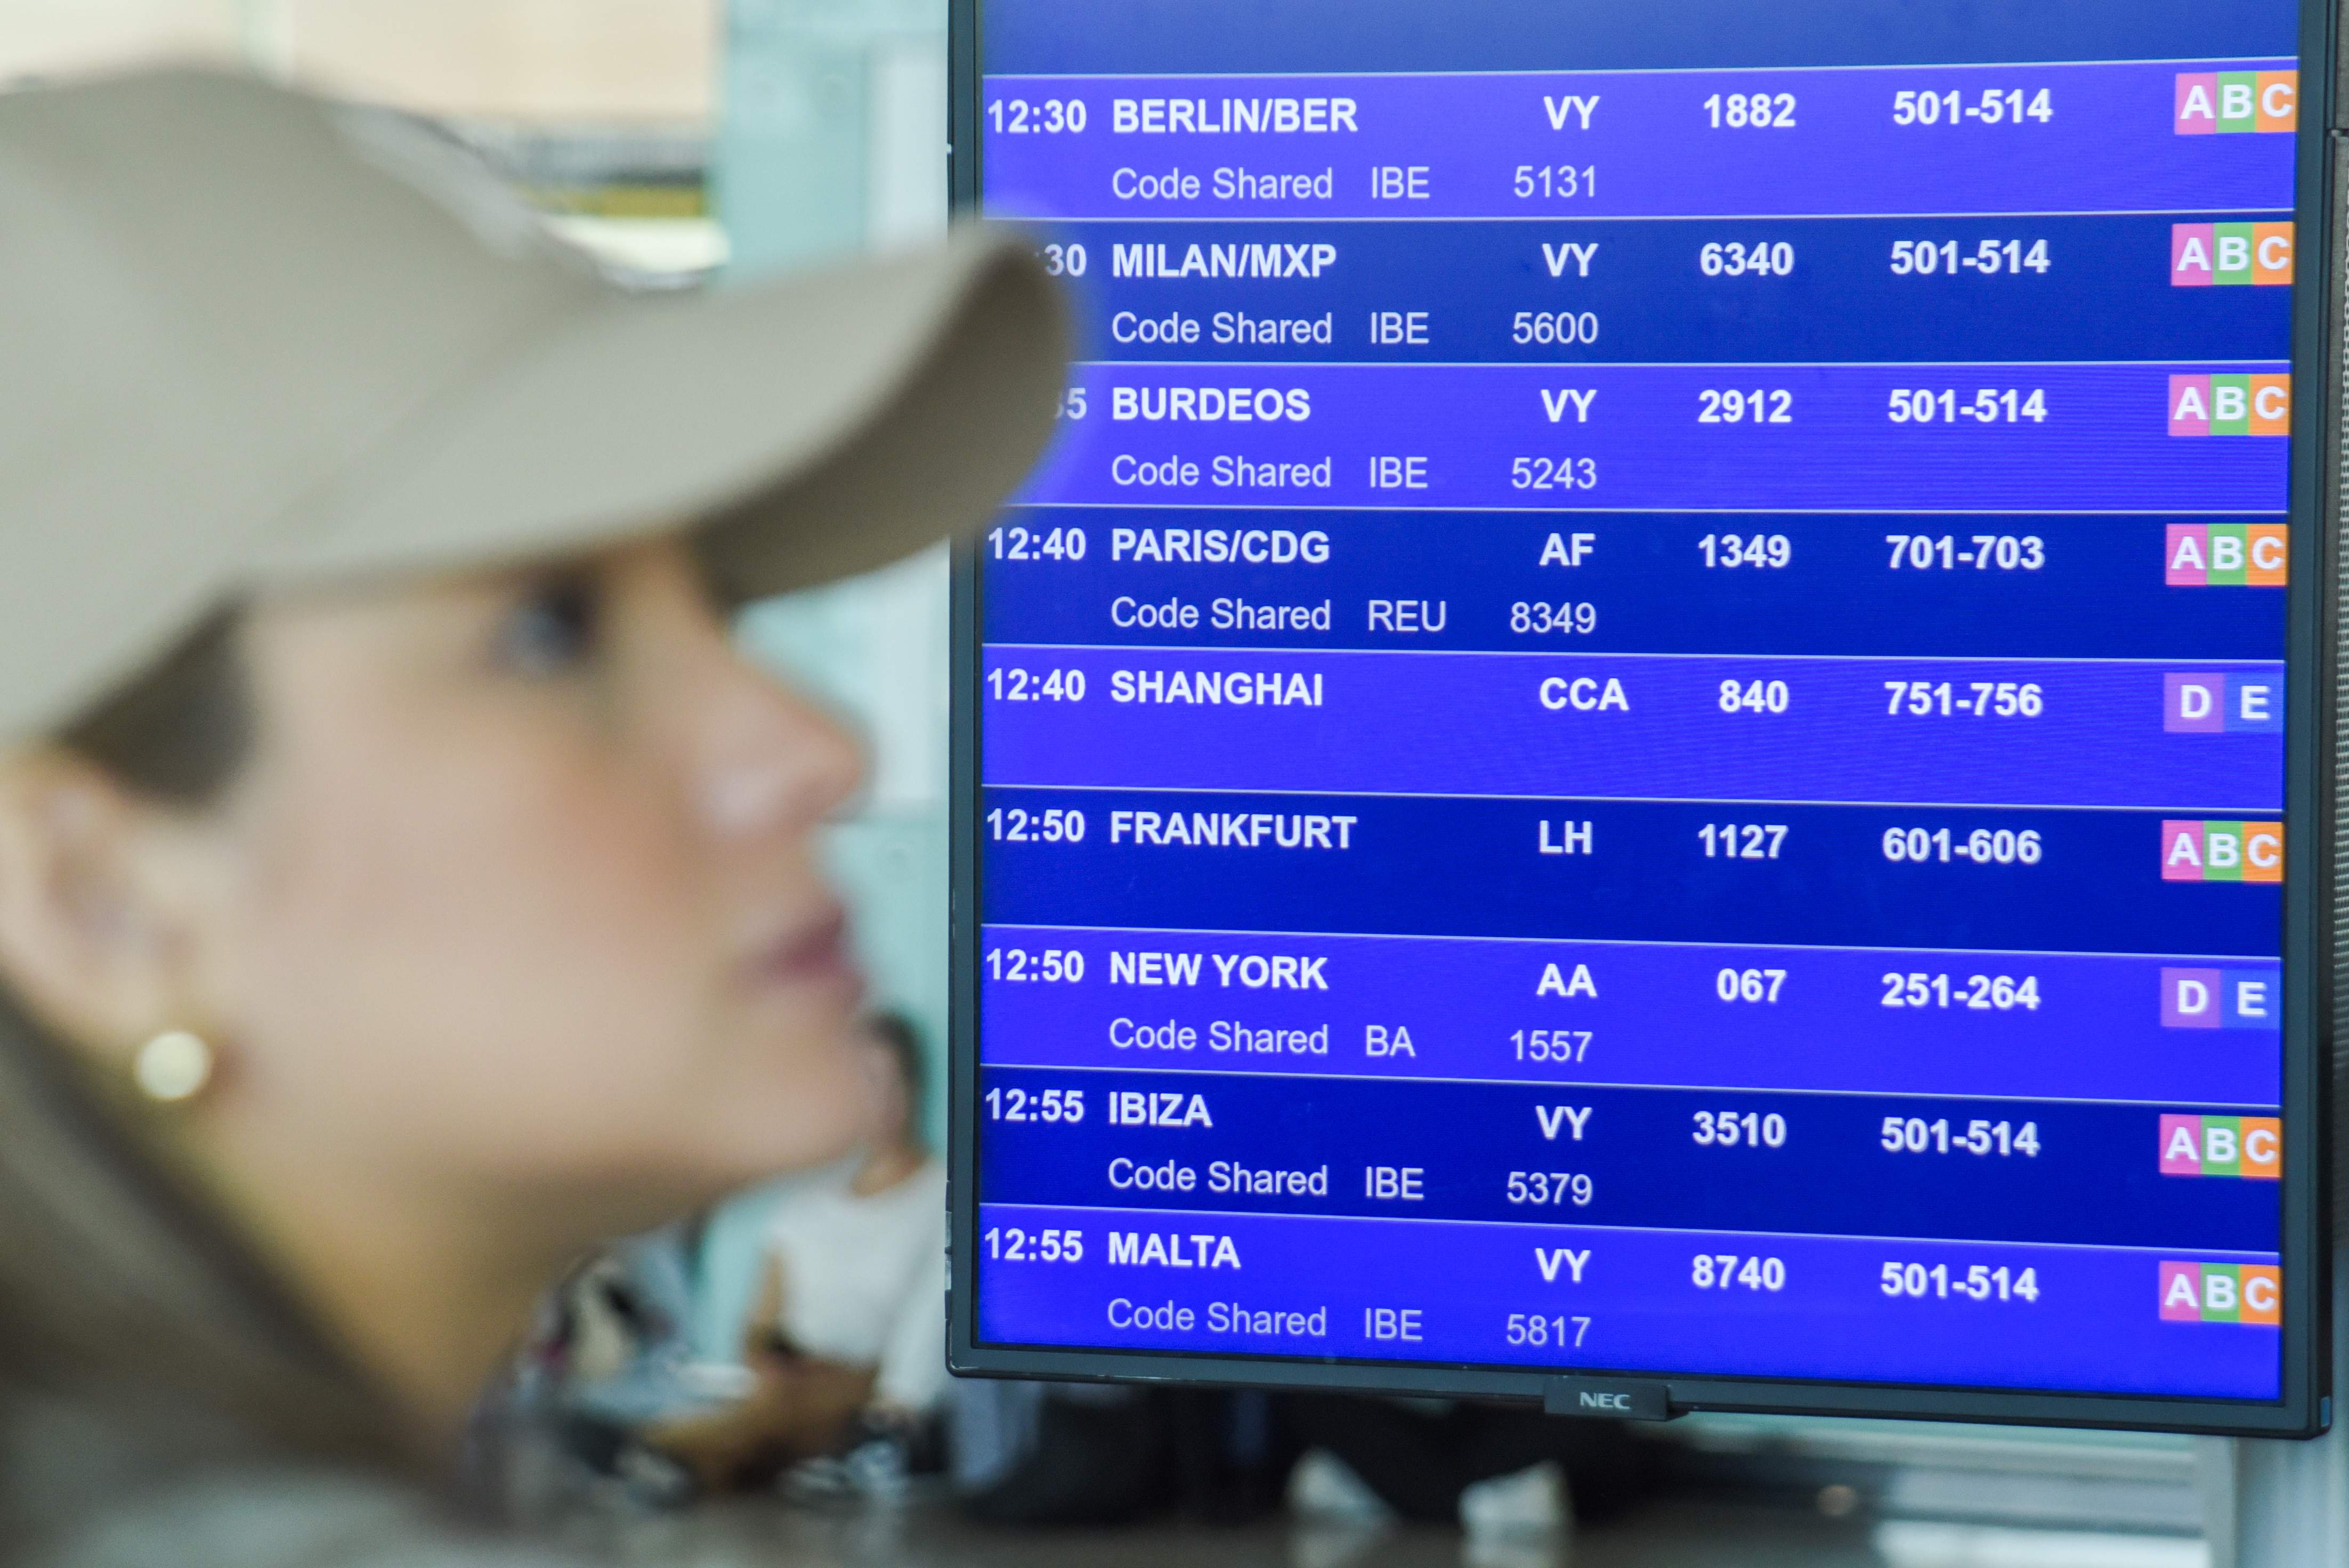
746, 904, 863, 997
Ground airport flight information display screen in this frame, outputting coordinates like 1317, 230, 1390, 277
955, 0, 2323, 1427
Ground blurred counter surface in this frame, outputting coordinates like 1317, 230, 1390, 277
555, 1496, 2208, 1568
570, 1498, 1870, 1566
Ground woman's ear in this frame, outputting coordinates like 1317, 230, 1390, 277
0, 747, 229, 1072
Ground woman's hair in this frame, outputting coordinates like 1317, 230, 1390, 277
0, 615, 392, 1463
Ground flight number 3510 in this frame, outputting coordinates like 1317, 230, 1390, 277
1692, 1109, 1788, 1147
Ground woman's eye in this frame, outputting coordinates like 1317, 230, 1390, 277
496, 577, 601, 676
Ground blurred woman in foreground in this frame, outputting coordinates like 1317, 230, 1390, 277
0, 68, 1063, 1564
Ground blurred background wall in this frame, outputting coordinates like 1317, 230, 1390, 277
4, 0, 955, 1360
3, 2, 715, 117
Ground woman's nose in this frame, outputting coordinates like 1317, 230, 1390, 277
691, 654, 865, 842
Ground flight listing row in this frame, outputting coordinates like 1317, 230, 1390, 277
975, 1066, 2277, 1252
1009, 363, 2290, 513
979, 788, 2283, 954
982, 647, 2283, 810
976, 924, 2283, 1106
971, 1203, 2281, 1400
978, 512, 2287, 661
1040, 214, 2293, 364
982, 61, 2295, 222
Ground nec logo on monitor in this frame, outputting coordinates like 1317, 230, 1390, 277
1545, 1380, 1669, 1421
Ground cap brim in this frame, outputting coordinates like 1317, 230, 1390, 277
253, 224, 1068, 599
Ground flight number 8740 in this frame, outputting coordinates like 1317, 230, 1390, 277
1694, 1254, 1786, 1289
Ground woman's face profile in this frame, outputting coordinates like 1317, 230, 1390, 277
201, 537, 870, 1230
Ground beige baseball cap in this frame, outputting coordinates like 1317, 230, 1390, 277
0, 68, 1068, 742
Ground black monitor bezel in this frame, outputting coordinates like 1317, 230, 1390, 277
944, 0, 2337, 1437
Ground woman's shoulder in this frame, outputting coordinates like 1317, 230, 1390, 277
3, 1394, 582, 1568
28, 1467, 586, 1568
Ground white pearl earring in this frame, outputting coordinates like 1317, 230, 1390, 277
133, 1029, 214, 1104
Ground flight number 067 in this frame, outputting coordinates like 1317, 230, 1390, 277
1717, 968, 1787, 1003
1694, 1254, 1786, 1290
984, 1226, 1083, 1262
